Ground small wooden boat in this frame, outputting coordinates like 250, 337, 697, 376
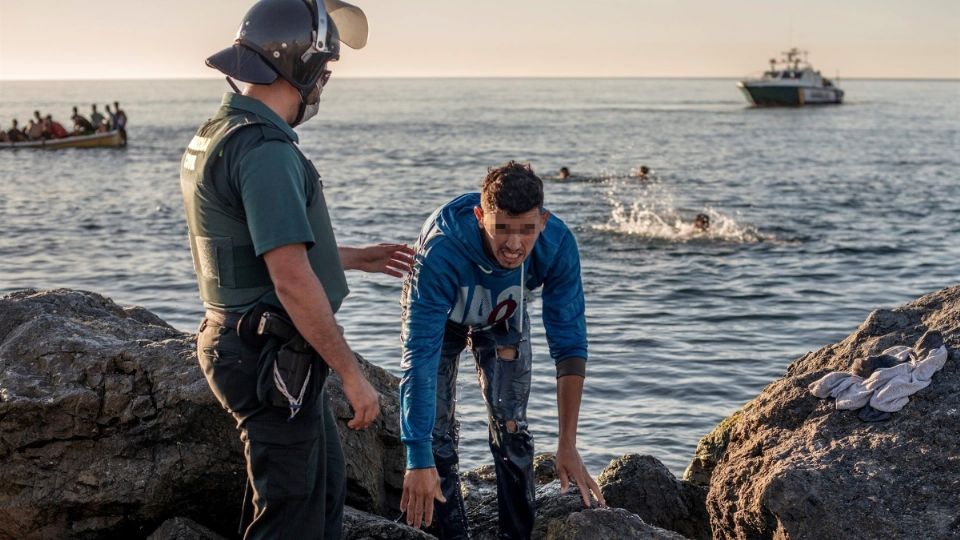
1, 130, 124, 150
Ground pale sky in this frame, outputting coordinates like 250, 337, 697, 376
1, 0, 958, 80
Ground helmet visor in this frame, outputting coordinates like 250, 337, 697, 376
323, 0, 368, 49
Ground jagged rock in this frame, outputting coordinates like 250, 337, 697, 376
459, 452, 557, 516
328, 356, 406, 516
464, 456, 704, 539
534, 452, 558, 484
461, 463, 498, 511
705, 285, 960, 540
343, 506, 433, 539
466, 472, 607, 540
545, 507, 688, 540
682, 410, 741, 487
146, 517, 226, 540
598, 454, 710, 539
532, 481, 599, 538
0, 289, 405, 539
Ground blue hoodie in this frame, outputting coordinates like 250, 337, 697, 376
400, 193, 588, 469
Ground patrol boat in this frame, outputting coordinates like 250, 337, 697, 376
737, 48, 843, 106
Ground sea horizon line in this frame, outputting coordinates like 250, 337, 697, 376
2, 75, 959, 83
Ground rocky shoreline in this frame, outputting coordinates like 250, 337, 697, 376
1, 287, 957, 539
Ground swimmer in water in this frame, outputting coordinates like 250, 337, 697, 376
635, 165, 650, 180
558, 166, 571, 180
693, 213, 710, 232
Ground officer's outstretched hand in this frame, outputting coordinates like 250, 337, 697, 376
351, 243, 415, 278
400, 467, 446, 529
341, 371, 379, 430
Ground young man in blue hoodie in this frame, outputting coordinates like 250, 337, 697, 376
399, 161, 605, 538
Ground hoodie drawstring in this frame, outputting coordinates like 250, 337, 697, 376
515, 262, 525, 334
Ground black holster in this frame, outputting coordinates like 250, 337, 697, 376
238, 302, 329, 419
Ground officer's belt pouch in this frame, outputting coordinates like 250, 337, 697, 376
236, 301, 274, 349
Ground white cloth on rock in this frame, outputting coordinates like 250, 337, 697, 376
808, 345, 948, 413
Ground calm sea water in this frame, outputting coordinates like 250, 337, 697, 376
1, 78, 958, 475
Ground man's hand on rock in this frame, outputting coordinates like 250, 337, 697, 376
400, 467, 446, 529
340, 369, 379, 430
556, 443, 605, 508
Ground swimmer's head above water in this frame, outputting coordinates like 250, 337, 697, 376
693, 213, 710, 232
558, 166, 570, 179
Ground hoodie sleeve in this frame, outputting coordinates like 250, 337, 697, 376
541, 229, 588, 373
400, 241, 459, 470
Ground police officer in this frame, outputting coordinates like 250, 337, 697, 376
180, 1, 413, 538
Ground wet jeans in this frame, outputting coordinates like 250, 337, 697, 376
197, 317, 345, 540
427, 316, 535, 540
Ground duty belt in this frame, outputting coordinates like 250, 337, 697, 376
205, 306, 298, 345
204, 309, 243, 329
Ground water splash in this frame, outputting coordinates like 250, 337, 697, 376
593, 174, 765, 244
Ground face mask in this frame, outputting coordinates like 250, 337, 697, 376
290, 70, 330, 127
298, 100, 320, 126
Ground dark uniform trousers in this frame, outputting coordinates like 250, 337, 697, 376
427, 314, 536, 540
197, 317, 345, 540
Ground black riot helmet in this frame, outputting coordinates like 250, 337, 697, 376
207, 0, 367, 98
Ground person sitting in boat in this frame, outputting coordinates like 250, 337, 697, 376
44, 115, 69, 139
32, 111, 49, 139
105, 105, 117, 130
25, 119, 45, 141
89, 104, 105, 131
7, 119, 28, 142
112, 101, 128, 144
71, 107, 95, 135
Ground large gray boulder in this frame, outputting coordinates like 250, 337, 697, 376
598, 454, 710, 539
698, 285, 960, 540
0, 289, 405, 539
342, 506, 432, 540
544, 508, 688, 540
147, 517, 227, 540
0, 289, 238, 539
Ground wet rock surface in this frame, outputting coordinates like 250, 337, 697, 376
701, 285, 960, 540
